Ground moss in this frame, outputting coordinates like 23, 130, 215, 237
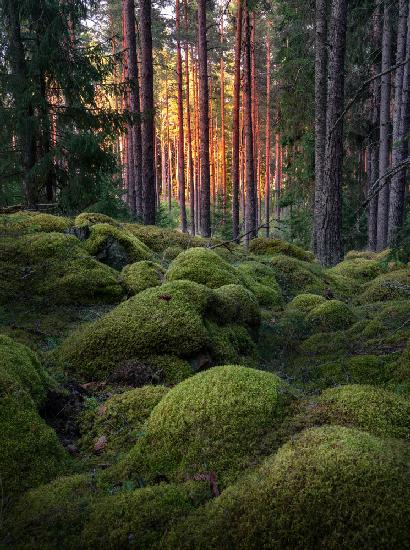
8, 474, 95, 550
345, 249, 391, 261
56, 281, 214, 380
212, 284, 260, 329
311, 384, 410, 439
299, 330, 350, 358
236, 261, 283, 307
206, 322, 258, 367
124, 365, 293, 488
82, 482, 212, 550
359, 269, 410, 303
166, 426, 410, 549
267, 254, 326, 298
125, 223, 206, 253
74, 212, 120, 227
0, 232, 124, 306
162, 245, 184, 261
121, 261, 164, 295
327, 257, 385, 283
146, 354, 193, 385
80, 386, 169, 461
165, 247, 243, 288
249, 237, 315, 262
84, 223, 152, 266
287, 293, 326, 314
0, 211, 71, 236
307, 299, 355, 331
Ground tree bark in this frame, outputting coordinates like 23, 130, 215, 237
140, 0, 156, 224
243, 2, 257, 245
220, 15, 227, 221
176, 0, 187, 232
197, 0, 211, 236
265, 30, 271, 237
313, 0, 327, 253
232, 0, 243, 241
376, 1, 392, 250
184, 0, 195, 234
316, 0, 348, 266
388, 0, 410, 244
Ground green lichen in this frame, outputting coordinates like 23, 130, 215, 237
123, 365, 294, 488
166, 426, 410, 549
359, 269, 410, 303
74, 212, 120, 227
249, 237, 315, 262
307, 299, 355, 332
121, 261, 164, 295
287, 293, 326, 314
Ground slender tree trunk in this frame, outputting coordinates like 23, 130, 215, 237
313, 0, 327, 253
184, 0, 195, 234
388, 0, 410, 244
124, 0, 143, 218
275, 132, 281, 227
209, 77, 216, 203
220, 16, 227, 220
376, 1, 392, 250
176, 0, 187, 231
367, 4, 382, 251
197, 0, 211, 236
140, 0, 156, 224
265, 31, 271, 237
243, 2, 257, 245
316, 0, 348, 266
232, 0, 243, 240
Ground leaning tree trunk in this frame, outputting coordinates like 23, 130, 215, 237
243, 2, 257, 245
388, 0, 410, 244
197, 0, 211, 237
313, 0, 327, 254
316, 0, 348, 267
140, 0, 156, 224
376, 1, 392, 251
176, 0, 187, 232
232, 0, 243, 241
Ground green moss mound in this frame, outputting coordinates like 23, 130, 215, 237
84, 223, 152, 268
236, 261, 283, 307
0, 232, 124, 305
345, 249, 390, 261
267, 254, 326, 298
249, 237, 314, 262
206, 322, 258, 367
213, 284, 260, 329
359, 269, 410, 303
124, 365, 293, 488
125, 223, 205, 253
165, 247, 242, 288
80, 386, 169, 461
8, 474, 95, 550
307, 299, 354, 331
166, 426, 410, 549
328, 257, 385, 283
82, 482, 211, 550
74, 212, 120, 227
310, 384, 410, 439
0, 211, 71, 236
162, 245, 184, 261
121, 261, 164, 295
287, 293, 326, 314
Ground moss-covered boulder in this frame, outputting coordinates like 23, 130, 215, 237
287, 293, 326, 314
249, 237, 315, 262
236, 261, 283, 307
213, 284, 260, 329
82, 482, 211, 550
327, 257, 385, 283
125, 223, 205, 253
307, 299, 354, 332
0, 232, 124, 305
80, 386, 169, 461
121, 261, 164, 295
166, 426, 410, 549
124, 365, 293, 488
359, 269, 410, 303
308, 384, 410, 439
74, 212, 120, 227
162, 245, 184, 261
267, 254, 326, 297
0, 211, 71, 236
206, 322, 258, 367
84, 223, 152, 270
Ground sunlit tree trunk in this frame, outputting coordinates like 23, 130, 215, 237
176, 0, 187, 231
184, 0, 195, 234
220, 15, 227, 221
232, 0, 243, 240
265, 31, 271, 237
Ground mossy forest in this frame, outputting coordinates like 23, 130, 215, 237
1, 0, 410, 548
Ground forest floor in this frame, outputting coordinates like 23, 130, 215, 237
1, 210, 410, 548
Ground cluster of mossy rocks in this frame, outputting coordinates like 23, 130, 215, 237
1, 210, 410, 549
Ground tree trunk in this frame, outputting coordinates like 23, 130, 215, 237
275, 132, 281, 227
243, 2, 257, 245
220, 16, 227, 221
232, 0, 243, 241
176, 0, 187, 232
388, 0, 410, 244
376, 1, 392, 250
316, 0, 348, 266
197, 0, 211, 236
124, 0, 143, 219
184, 0, 195, 234
367, 4, 382, 251
265, 31, 271, 237
140, 0, 156, 224
313, 0, 327, 253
